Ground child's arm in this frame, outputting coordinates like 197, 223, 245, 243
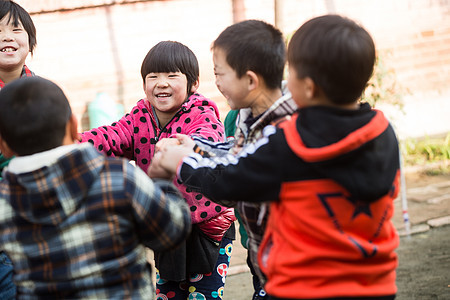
124, 161, 191, 251
156, 126, 284, 203
158, 134, 233, 159
166, 94, 233, 223
80, 112, 135, 160
149, 140, 194, 177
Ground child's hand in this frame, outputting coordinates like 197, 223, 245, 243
148, 152, 174, 179
155, 134, 195, 153
155, 137, 181, 153
149, 142, 195, 178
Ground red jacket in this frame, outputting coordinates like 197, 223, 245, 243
259, 110, 400, 299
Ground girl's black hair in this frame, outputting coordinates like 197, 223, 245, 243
141, 41, 199, 95
0, 0, 37, 54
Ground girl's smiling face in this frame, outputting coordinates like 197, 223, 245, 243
144, 71, 194, 125
0, 14, 29, 72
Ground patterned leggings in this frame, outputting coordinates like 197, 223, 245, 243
156, 237, 233, 300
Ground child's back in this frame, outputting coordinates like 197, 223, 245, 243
0, 77, 191, 298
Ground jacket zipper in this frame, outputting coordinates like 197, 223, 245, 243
150, 106, 186, 143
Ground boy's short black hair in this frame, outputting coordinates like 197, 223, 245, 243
0, 77, 72, 156
212, 20, 285, 90
0, 0, 37, 54
288, 15, 375, 104
141, 41, 199, 95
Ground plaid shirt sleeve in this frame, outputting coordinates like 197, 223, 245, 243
123, 161, 191, 251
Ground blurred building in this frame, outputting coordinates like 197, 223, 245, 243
15, 0, 450, 137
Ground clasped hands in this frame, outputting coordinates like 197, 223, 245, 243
147, 134, 195, 179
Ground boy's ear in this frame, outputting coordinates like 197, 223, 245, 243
304, 77, 316, 99
190, 79, 200, 93
0, 136, 15, 158
70, 114, 79, 141
65, 114, 79, 144
246, 70, 259, 91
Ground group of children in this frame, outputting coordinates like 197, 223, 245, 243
0, 1, 401, 300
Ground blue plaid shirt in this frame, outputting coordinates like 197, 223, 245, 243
0, 143, 191, 299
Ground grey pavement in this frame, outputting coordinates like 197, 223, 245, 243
223, 169, 450, 299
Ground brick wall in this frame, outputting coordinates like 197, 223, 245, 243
13, 0, 450, 132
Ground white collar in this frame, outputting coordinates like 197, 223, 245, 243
7, 143, 86, 174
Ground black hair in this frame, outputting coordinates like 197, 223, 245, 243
212, 19, 285, 90
0, 0, 37, 54
288, 15, 375, 104
0, 77, 72, 155
140, 41, 199, 95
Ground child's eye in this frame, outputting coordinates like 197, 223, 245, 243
168, 74, 179, 78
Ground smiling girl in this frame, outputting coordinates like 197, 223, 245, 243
0, 1, 37, 298
80, 41, 235, 300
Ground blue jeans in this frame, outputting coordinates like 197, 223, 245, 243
0, 251, 15, 299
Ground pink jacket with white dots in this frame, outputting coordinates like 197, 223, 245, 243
81, 92, 228, 224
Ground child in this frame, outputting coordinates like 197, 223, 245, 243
151, 15, 401, 300
0, 77, 191, 298
0, 1, 36, 298
207, 19, 297, 299
0, 0, 36, 179
80, 41, 235, 300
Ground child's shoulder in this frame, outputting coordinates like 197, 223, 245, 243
186, 92, 213, 105
184, 92, 220, 114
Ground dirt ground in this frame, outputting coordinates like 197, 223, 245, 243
224, 170, 450, 300
225, 225, 450, 300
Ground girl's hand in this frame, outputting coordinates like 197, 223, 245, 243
155, 134, 195, 153
155, 137, 181, 153
148, 152, 174, 179
150, 142, 195, 177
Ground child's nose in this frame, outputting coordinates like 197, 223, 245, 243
1, 33, 14, 42
156, 79, 169, 88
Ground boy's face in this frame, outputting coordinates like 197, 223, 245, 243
144, 71, 189, 120
0, 15, 30, 72
213, 47, 250, 110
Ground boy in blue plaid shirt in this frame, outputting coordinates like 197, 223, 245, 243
0, 77, 191, 299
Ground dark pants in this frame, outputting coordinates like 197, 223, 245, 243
247, 255, 268, 300
156, 237, 233, 300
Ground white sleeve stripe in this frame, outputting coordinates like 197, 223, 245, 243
183, 125, 277, 170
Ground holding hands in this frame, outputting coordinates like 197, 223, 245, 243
148, 134, 195, 179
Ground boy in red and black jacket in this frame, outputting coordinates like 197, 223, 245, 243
150, 14, 400, 300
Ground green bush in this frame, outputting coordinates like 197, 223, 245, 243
401, 134, 450, 174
